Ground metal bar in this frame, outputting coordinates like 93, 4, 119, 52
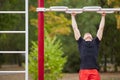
83, 6, 102, 9
97, 11, 114, 14
38, 0, 44, 80
50, 6, 68, 9
97, 8, 119, 13
83, 6, 101, 11
66, 8, 83, 14
50, 6, 68, 11
0, 11, 26, 14
45, 8, 51, 11
36, 8, 46, 12
0, 51, 26, 53
83, 9, 101, 11
0, 71, 25, 74
101, 8, 120, 11
37, 7, 120, 12
0, 31, 26, 33
37, 8, 67, 12
50, 9, 67, 11
25, 0, 29, 80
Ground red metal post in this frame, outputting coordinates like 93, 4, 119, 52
38, 0, 44, 80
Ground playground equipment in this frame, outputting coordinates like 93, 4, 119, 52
0, 0, 28, 80
37, 6, 120, 13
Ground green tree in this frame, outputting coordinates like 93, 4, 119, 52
29, 30, 66, 80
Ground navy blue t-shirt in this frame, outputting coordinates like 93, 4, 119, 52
77, 37, 100, 70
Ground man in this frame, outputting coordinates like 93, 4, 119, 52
71, 13, 106, 80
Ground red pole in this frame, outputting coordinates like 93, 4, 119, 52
38, 0, 44, 80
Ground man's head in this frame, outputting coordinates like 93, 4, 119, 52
83, 33, 93, 41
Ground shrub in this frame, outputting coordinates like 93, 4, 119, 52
29, 31, 66, 80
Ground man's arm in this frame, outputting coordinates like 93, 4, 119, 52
71, 13, 81, 40
97, 13, 106, 41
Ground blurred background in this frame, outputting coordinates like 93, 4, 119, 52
0, 0, 120, 80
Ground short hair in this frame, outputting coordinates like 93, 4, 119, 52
84, 33, 91, 35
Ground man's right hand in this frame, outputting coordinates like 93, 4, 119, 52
71, 12, 77, 16
102, 12, 106, 17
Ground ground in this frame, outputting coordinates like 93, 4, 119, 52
0, 65, 120, 80
0, 73, 120, 80
59, 73, 120, 80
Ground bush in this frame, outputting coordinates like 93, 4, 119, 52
29, 31, 67, 80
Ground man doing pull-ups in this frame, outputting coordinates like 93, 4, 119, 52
71, 13, 106, 80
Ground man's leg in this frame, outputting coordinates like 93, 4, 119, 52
79, 70, 89, 80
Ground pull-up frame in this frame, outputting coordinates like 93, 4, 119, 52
37, 6, 120, 13
37, 4, 120, 80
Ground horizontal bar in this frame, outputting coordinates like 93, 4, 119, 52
50, 9, 66, 11
0, 31, 26, 33
83, 9, 101, 11
50, 6, 68, 11
37, 8, 120, 12
66, 9, 83, 14
37, 8, 67, 12
97, 11, 114, 13
83, 6, 102, 9
45, 8, 51, 11
50, 6, 68, 9
0, 51, 26, 53
83, 6, 101, 11
66, 8, 83, 11
97, 8, 120, 13
0, 11, 26, 14
37, 6, 120, 13
0, 71, 25, 74
101, 8, 120, 11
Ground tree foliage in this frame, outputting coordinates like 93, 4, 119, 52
29, 30, 66, 80
0, 0, 25, 11
0, 1, 25, 66
107, 0, 120, 29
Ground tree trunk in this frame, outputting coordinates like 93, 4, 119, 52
18, 54, 22, 67
114, 63, 118, 72
103, 54, 107, 72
